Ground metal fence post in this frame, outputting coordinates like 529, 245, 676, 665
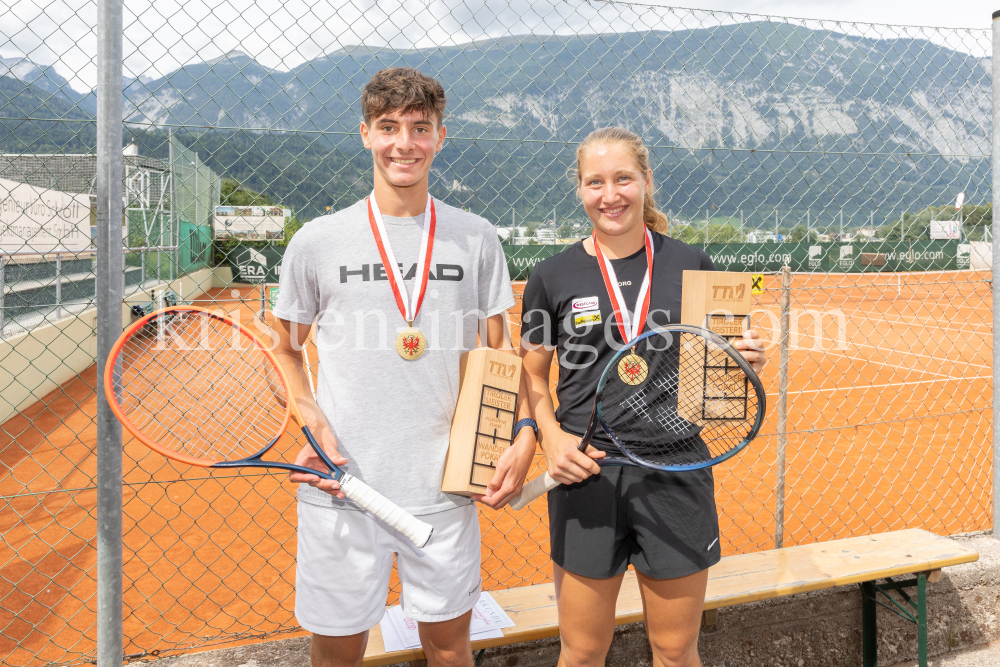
992, 9, 1000, 541
775, 265, 791, 548
96, 0, 124, 661
169, 129, 177, 282
55, 253, 62, 319
195, 152, 200, 227
0, 254, 5, 337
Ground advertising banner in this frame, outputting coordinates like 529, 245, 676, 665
502, 244, 570, 280
226, 240, 968, 291
214, 206, 290, 240
228, 244, 285, 283
0, 177, 91, 252
929, 220, 961, 240
701, 240, 962, 273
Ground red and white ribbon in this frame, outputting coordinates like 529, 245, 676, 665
592, 227, 654, 342
367, 192, 436, 325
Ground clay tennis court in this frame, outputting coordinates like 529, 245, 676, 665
1, 271, 993, 666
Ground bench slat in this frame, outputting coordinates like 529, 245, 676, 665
703, 529, 976, 608
362, 528, 978, 666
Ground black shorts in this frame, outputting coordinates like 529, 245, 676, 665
548, 465, 721, 580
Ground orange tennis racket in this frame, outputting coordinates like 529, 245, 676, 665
104, 306, 433, 548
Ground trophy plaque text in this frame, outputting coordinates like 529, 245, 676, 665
442, 348, 522, 496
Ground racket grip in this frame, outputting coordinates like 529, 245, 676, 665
339, 474, 433, 548
509, 473, 560, 511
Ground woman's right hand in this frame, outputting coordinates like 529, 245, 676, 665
543, 427, 605, 485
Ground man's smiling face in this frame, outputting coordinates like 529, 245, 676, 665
361, 109, 446, 191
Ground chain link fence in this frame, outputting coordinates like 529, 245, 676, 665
0, 1, 994, 665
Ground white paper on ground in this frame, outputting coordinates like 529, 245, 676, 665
379, 592, 515, 652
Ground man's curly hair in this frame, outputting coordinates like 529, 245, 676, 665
361, 68, 446, 125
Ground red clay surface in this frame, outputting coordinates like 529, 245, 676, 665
1, 273, 993, 666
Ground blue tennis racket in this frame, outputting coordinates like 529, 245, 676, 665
510, 324, 766, 510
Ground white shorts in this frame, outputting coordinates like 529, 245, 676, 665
295, 500, 483, 636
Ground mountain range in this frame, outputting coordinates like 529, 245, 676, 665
0, 22, 991, 222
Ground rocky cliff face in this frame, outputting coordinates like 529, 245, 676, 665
1, 21, 989, 219
4, 22, 988, 156
104, 23, 991, 157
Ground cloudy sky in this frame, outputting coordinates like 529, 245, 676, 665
1, 0, 992, 92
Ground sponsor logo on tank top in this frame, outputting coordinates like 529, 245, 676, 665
571, 296, 599, 311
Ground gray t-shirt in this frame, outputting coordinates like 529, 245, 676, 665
273, 198, 515, 514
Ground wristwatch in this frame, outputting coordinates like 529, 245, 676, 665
514, 418, 538, 438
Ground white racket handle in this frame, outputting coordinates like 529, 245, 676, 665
509, 473, 560, 511
340, 474, 433, 548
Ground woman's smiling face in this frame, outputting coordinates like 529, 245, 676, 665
578, 141, 651, 238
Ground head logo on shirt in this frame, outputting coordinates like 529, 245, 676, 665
340, 263, 465, 283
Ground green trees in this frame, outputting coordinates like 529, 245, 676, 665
220, 178, 274, 207
787, 224, 817, 243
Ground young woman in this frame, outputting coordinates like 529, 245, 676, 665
519, 127, 767, 667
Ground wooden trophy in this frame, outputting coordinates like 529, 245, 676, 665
678, 271, 752, 426
441, 348, 522, 496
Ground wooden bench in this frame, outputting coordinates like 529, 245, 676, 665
362, 529, 978, 667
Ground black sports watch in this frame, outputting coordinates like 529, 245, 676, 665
513, 418, 538, 438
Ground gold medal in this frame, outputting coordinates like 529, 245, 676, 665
368, 193, 436, 362
617, 353, 648, 385
396, 327, 427, 360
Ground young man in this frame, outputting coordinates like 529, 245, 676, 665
271, 68, 536, 667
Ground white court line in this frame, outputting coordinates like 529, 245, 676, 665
839, 308, 993, 335
765, 374, 991, 397
771, 326, 991, 375
816, 347, 964, 379
752, 306, 991, 339
841, 304, 992, 323
753, 309, 992, 372
796, 296, 991, 315
830, 328, 993, 373
833, 342, 988, 375
785, 303, 993, 337
815, 309, 991, 334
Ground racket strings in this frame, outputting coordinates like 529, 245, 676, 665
113, 310, 289, 463
598, 331, 760, 467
